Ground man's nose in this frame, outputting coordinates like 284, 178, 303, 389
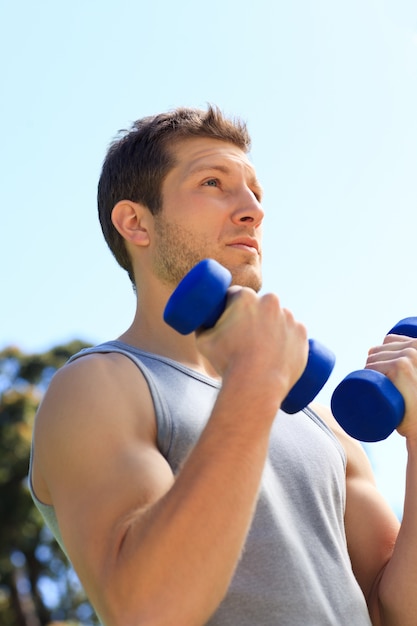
231, 187, 264, 227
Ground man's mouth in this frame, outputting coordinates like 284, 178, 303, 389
227, 238, 260, 254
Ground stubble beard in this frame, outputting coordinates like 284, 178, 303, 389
153, 215, 263, 292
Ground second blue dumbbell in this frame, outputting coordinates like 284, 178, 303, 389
164, 259, 335, 414
331, 317, 417, 442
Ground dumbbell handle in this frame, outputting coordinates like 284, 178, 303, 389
331, 317, 417, 442
164, 259, 335, 414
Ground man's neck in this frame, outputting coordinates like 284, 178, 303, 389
118, 315, 221, 381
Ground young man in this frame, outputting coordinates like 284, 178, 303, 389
30, 106, 417, 625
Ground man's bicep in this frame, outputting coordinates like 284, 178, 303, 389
341, 432, 400, 624
313, 404, 400, 606
33, 354, 175, 588
345, 472, 399, 596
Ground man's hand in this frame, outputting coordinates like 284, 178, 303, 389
366, 334, 417, 441
196, 286, 309, 418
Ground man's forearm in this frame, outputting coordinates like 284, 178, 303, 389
377, 438, 417, 625
100, 375, 279, 626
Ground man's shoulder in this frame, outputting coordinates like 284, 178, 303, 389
32, 345, 158, 499
35, 347, 156, 452
55, 346, 147, 393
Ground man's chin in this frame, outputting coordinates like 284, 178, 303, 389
229, 264, 262, 293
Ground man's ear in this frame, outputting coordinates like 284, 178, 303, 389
111, 200, 151, 247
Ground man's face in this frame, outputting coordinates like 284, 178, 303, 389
151, 137, 264, 291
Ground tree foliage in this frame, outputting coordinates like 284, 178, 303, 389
0, 341, 100, 626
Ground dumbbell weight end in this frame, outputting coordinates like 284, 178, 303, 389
164, 259, 232, 335
281, 338, 335, 414
331, 371, 405, 442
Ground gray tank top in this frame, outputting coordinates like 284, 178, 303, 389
30, 341, 372, 625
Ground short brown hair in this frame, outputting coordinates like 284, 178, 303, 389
97, 105, 251, 283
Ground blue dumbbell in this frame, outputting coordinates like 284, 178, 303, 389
331, 317, 417, 442
164, 259, 335, 414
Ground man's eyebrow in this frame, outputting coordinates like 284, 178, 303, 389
187, 163, 231, 176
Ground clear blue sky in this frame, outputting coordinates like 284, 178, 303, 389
1, 0, 417, 515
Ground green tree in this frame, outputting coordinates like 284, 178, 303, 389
0, 341, 100, 626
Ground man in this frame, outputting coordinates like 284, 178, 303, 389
30, 106, 417, 625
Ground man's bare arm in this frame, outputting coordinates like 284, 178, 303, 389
366, 335, 417, 625
315, 334, 417, 625
33, 288, 308, 626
